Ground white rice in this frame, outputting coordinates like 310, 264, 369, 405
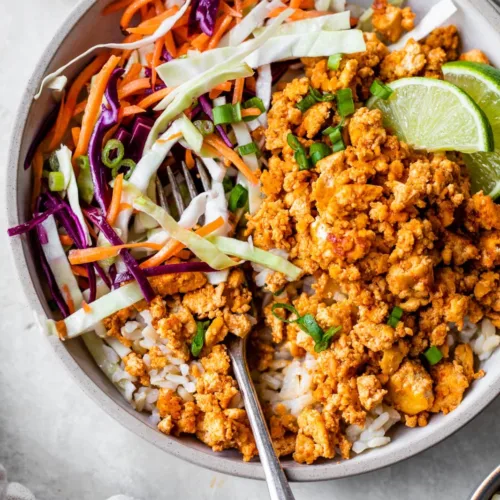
107, 305, 500, 458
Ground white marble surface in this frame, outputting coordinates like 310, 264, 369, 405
0, 1, 500, 499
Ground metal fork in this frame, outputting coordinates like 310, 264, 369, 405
156, 163, 295, 500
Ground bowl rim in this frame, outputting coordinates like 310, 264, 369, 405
6, 0, 500, 483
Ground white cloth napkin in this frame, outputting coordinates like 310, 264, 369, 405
0, 464, 141, 500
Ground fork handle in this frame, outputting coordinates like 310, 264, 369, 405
230, 347, 296, 500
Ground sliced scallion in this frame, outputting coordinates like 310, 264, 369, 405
295, 149, 311, 171
424, 346, 443, 365
296, 94, 316, 113
332, 137, 345, 152
191, 320, 210, 357
213, 102, 242, 125
194, 119, 215, 136
237, 141, 260, 156
309, 142, 332, 165
370, 79, 393, 100
222, 176, 234, 193
102, 139, 125, 169
328, 53, 343, 71
76, 156, 94, 204
48, 171, 65, 192
336, 88, 355, 117
271, 303, 341, 352
309, 86, 335, 102
228, 184, 249, 212
242, 97, 265, 113
287, 133, 302, 152
387, 306, 403, 327
48, 152, 60, 172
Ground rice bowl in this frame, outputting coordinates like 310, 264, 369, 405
6, 0, 500, 481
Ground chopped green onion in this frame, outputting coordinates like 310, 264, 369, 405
390, 306, 403, 320
42, 170, 51, 179
237, 141, 260, 156
336, 88, 355, 117
222, 176, 234, 193
296, 94, 316, 113
119, 158, 137, 180
48, 152, 60, 172
370, 79, 393, 100
77, 156, 94, 204
271, 303, 341, 352
48, 171, 65, 192
387, 305, 403, 327
387, 316, 400, 328
424, 346, 443, 365
309, 142, 332, 165
102, 139, 125, 169
191, 320, 210, 357
242, 97, 265, 113
331, 137, 345, 152
228, 184, 249, 212
194, 119, 215, 136
314, 325, 341, 353
295, 149, 312, 171
287, 133, 302, 151
273, 287, 286, 296
328, 53, 343, 71
213, 102, 242, 125
309, 86, 335, 102
271, 303, 301, 323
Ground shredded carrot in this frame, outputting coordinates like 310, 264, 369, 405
74, 55, 121, 161
241, 107, 262, 118
71, 127, 81, 147
177, 42, 190, 56
140, 216, 225, 268
48, 53, 110, 152
245, 76, 256, 93
73, 100, 87, 117
140, 5, 149, 19
164, 31, 177, 58
30, 149, 44, 213
137, 87, 174, 109
153, 0, 165, 14
290, 0, 301, 9
61, 285, 76, 314
59, 234, 74, 246
267, 6, 324, 19
71, 265, 89, 278
185, 149, 195, 169
118, 78, 151, 100
209, 88, 224, 99
234, 0, 243, 22
120, 63, 143, 88
221, 0, 242, 17
50, 95, 67, 153
69, 242, 164, 265
107, 173, 124, 226
207, 15, 234, 49
163, 131, 183, 142
121, 0, 155, 28
126, 6, 179, 34
232, 77, 244, 104
82, 301, 93, 313
119, 33, 143, 63
151, 35, 164, 89
191, 32, 210, 51
119, 202, 132, 211
102, 0, 134, 15
241, 0, 256, 10
204, 135, 258, 184
123, 105, 146, 117
300, 0, 315, 8
173, 26, 191, 42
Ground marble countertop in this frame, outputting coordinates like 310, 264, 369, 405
1, 1, 499, 498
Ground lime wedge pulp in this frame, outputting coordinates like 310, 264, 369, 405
367, 77, 493, 154
443, 61, 500, 198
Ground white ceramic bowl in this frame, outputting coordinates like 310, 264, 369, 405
6, 0, 500, 482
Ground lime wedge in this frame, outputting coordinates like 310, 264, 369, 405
443, 61, 500, 198
367, 77, 493, 154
